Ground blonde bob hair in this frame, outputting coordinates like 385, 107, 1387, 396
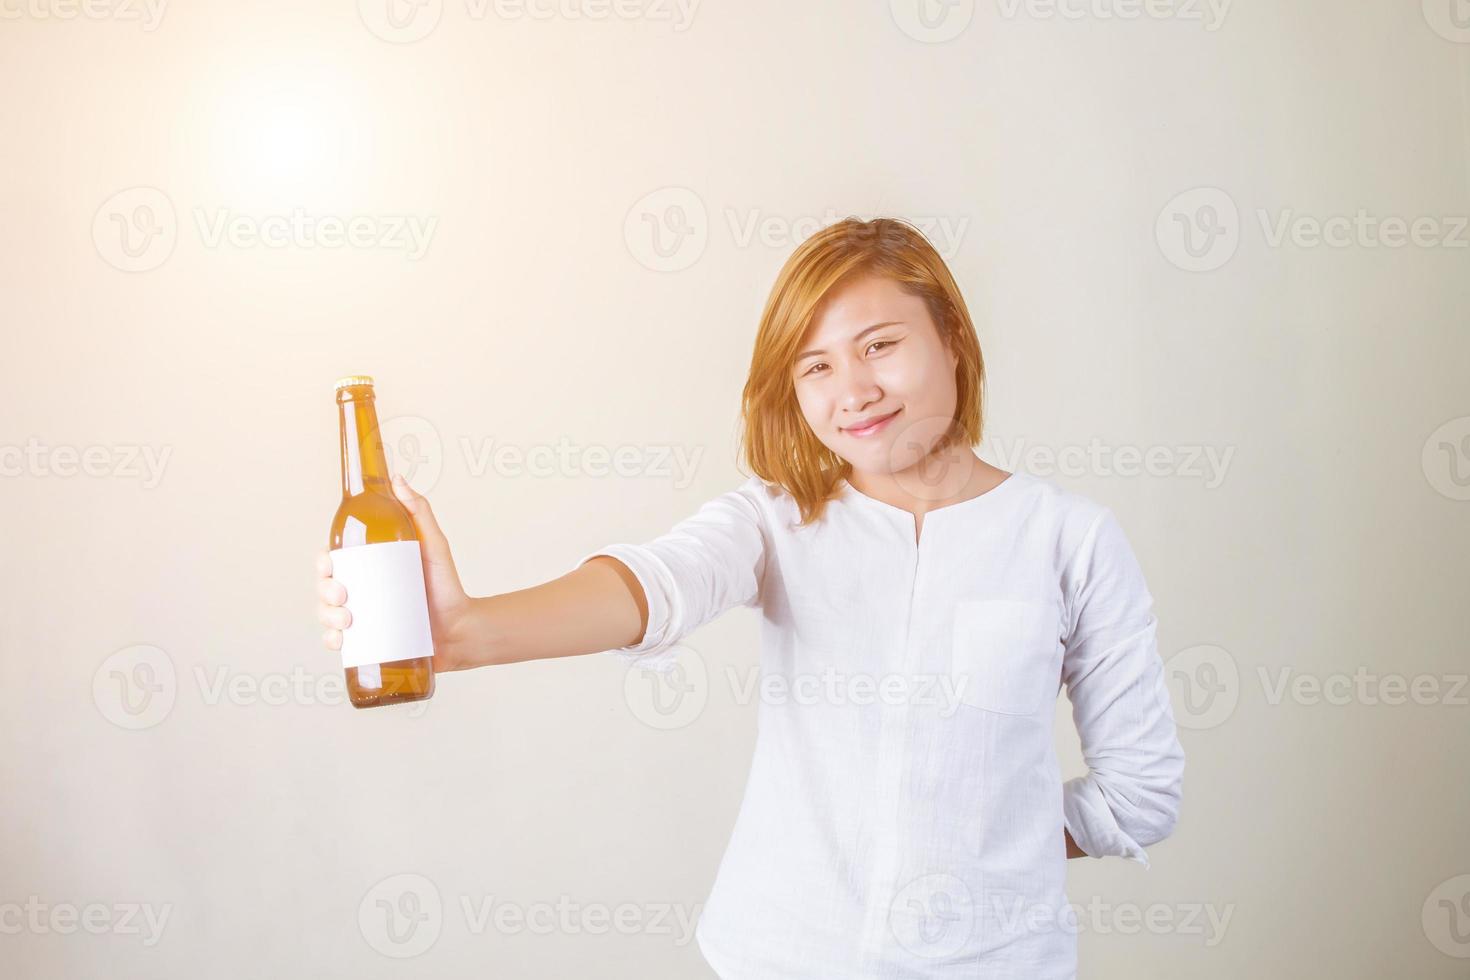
739, 217, 986, 526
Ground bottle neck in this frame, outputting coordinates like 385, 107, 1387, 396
339, 393, 391, 497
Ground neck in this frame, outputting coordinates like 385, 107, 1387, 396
846, 446, 1007, 516
339, 394, 391, 497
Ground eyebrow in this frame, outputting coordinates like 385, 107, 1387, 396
795, 321, 903, 361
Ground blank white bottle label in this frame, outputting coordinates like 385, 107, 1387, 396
331, 540, 434, 670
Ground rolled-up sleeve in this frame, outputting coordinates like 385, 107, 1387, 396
571, 478, 768, 674
1060, 508, 1185, 869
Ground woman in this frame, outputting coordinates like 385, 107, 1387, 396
315, 217, 1185, 978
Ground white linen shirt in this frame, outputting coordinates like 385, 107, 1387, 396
574, 470, 1185, 979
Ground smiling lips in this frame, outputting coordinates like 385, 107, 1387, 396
842, 408, 901, 438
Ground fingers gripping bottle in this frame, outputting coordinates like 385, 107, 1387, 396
330, 376, 435, 708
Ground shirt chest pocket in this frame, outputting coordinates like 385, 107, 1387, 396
949, 598, 1062, 716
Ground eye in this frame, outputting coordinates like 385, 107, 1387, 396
799, 341, 895, 377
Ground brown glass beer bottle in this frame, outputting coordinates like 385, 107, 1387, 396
330, 376, 436, 708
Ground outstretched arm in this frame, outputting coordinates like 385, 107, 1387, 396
439, 555, 651, 669
318, 474, 654, 671
318, 474, 766, 674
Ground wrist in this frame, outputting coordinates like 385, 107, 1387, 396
438, 594, 493, 671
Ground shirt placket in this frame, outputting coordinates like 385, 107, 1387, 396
858, 516, 926, 963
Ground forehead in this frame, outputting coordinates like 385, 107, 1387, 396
803, 274, 930, 343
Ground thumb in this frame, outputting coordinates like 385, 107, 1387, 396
391, 474, 464, 592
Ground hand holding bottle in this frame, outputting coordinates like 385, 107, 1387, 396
318, 473, 473, 675
320, 373, 655, 685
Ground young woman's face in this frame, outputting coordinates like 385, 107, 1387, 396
791, 273, 960, 479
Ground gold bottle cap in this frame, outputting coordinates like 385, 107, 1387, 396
334, 375, 375, 391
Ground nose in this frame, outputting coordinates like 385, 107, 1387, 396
838, 359, 883, 415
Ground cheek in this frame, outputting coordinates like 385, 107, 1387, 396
887, 350, 956, 404
793, 386, 847, 451
876, 349, 935, 396
793, 386, 826, 430
926, 364, 959, 408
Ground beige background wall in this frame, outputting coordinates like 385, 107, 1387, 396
2, 1, 1467, 976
